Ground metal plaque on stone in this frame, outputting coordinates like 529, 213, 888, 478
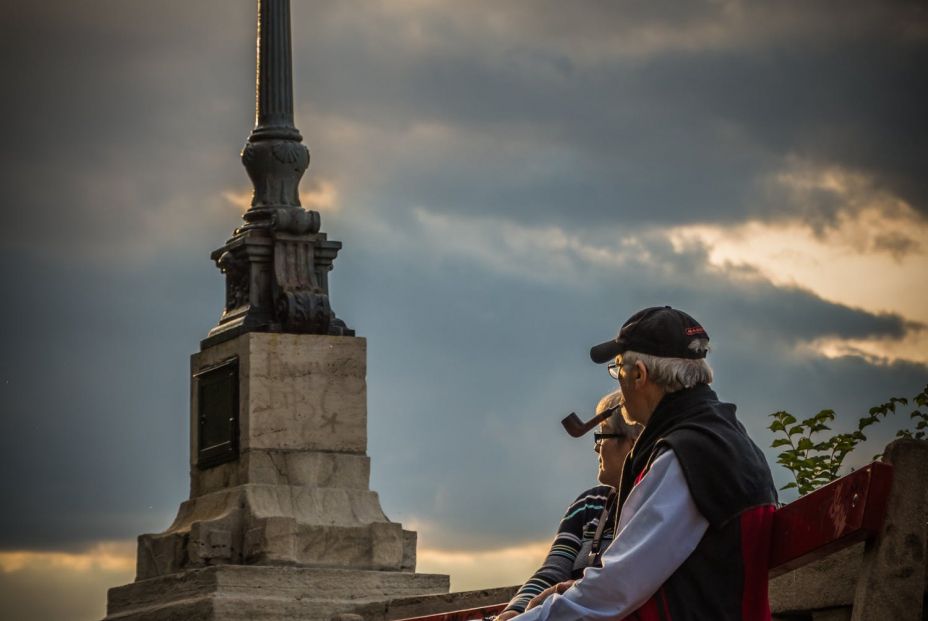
195, 358, 239, 469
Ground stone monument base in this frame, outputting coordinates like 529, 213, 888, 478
103, 565, 449, 621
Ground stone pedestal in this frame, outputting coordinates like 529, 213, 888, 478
104, 333, 449, 620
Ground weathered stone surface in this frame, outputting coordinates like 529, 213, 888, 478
811, 608, 851, 621
400, 530, 417, 572
850, 439, 928, 621
246, 333, 366, 454
136, 334, 420, 578
191, 333, 367, 465
769, 543, 862, 614
193, 450, 371, 497
104, 566, 449, 621
138, 483, 412, 577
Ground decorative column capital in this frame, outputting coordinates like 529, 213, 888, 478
204, 0, 353, 348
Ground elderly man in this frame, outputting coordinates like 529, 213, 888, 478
515, 306, 777, 621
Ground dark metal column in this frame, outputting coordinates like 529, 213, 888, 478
204, 0, 353, 347
241, 0, 310, 228
253, 0, 299, 140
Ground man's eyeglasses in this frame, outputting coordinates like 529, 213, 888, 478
607, 361, 621, 380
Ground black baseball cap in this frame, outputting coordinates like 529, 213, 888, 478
590, 306, 709, 364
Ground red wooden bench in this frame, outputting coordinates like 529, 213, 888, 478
395, 462, 895, 621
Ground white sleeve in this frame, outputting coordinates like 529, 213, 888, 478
512, 450, 709, 621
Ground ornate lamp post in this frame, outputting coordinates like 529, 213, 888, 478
205, 0, 352, 347
102, 5, 454, 619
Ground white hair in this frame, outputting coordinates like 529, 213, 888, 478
621, 339, 713, 393
603, 411, 643, 439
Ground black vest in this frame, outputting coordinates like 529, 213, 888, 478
619, 384, 778, 621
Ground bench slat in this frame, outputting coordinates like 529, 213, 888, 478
393, 603, 507, 621
768, 461, 893, 577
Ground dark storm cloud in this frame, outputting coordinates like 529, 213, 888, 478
0, 247, 220, 549
3, 0, 925, 255
0, 1, 254, 255
285, 0, 928, 226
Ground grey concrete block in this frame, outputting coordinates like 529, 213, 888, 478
850, 439, 928, 621
769, 544, 863, 614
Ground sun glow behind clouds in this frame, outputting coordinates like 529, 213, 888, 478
668, 163, 928, 363
0, 541, 135, 574
222, 179, 340, 213
0, 542, 137, 621
417, 541, 550, 592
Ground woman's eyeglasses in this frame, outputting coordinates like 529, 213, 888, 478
593, 432, 622, 450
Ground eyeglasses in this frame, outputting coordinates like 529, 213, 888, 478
593, 432, 622, 450
607, 361, 621, 380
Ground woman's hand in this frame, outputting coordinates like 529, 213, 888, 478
525, 580, 575, 611
494, 610, 520, 621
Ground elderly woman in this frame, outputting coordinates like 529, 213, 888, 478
496, 391, 641, 621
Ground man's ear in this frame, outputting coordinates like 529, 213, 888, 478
634, 360, 648, 386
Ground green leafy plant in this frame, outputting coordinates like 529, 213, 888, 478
894, 385, 928, 441
769, 384, 928, 496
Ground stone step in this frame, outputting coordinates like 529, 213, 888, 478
105, 565, 450, 621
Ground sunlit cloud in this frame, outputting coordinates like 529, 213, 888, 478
0, 541, 135, 574
0, 542, 136, 621
0, 538, 544, 613
301, 179, 340, 212
772, 158, 924, 255
221, 189, 251, 212
417, 541, 549, 592
411, 202, 927, 363
0, 537, 543, 607
221, 178, 340, 214
667, 215, 928, 321
667, 161, 928, 363
798, 331, 928, 367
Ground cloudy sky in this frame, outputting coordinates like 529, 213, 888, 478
1, 1, 926, 619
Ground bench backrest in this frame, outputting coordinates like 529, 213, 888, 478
768, 461, 892, 577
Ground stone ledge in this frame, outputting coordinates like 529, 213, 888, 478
193, 450, 371, 497
354, 585, 519, 621
105, 565, 450, 621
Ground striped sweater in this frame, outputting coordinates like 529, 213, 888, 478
503, 485, 616, 614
